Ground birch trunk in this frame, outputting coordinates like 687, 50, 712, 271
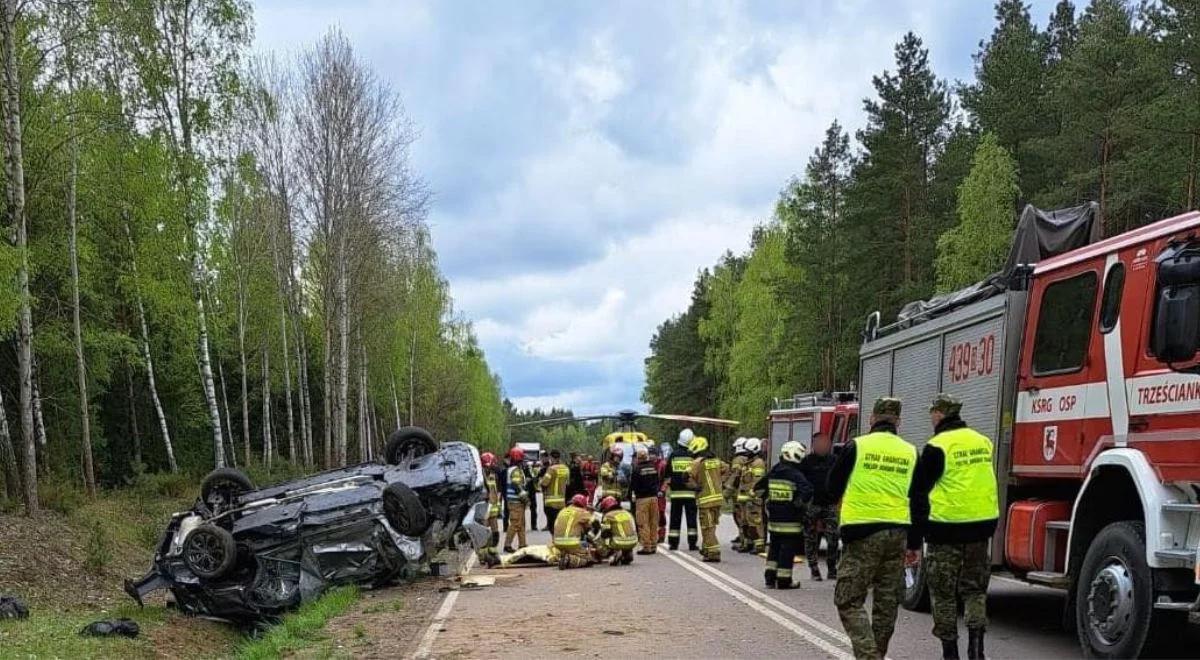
322, 317, 333, 468
67, 137, 96, 496
125, 218, 177, 473
279, 295, 295, 463
237, 293, 250, 466
0, 385, 19, 501
218, 359, 237, 468
390, 374, 401, 431
193, 252, 226, 470
126, 363, 142, 470
337, 257, 349, 466
261, 346, 272, 471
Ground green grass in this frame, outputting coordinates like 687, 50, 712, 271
237, 586, 360, 660
0, 603, 170, 659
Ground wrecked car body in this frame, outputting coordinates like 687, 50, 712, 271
126, 427, 489, 621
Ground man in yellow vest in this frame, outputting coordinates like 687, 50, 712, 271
554, 494, 597, 569
687, 436, 728, 562
594, 495, 639, 565
827, 397, 916, 660
598, 446, 625, 501
908, 394, 999, 660
539, 449, 570, 531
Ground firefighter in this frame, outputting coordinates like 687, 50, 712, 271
755, 440, 813, 589
827, 397, 917, 660
687, 435, 728, 562
478, 452, 502, 566
800, 431, 840, 581
725, 437, 748, 550
649, 444, 668, 544
595, 496, 638, 566
539, 449, 570, 531
503, 446, 529, 552
909, 394, 999, 660
598, 446, 625, 502
554, 494, 596, 569
666, 429, 699, 551
630, 446, 662, 554
740, 437, 767, 554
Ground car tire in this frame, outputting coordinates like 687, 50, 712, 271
200, 467, 255, 513
183, 524, 237, 580
1075, 521, 1160, 658
383, 482, 429, 536
384, 427, 438, 465
901, 543, 931, 612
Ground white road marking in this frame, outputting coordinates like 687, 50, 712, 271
412, 554, 476, 660
672, 549, 852, 647
660, 550, 853, 659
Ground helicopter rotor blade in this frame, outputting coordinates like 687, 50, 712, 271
507, 415, 616, 428
639, 413, 740, 427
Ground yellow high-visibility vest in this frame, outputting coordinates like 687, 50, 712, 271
553, 505, 588, 548
696, 458, 725, 508
603, 509, 638, 550
541, 463, 570, 508
841, 431, 916, 526
928, 427, 1000, 523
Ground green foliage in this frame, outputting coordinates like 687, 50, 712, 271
237, 586, 359, 660
83, 519, 112, 574
935, 134, 1021, 292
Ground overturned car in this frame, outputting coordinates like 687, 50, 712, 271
126, 427, 489, 620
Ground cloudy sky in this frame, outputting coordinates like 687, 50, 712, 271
255, 0, 1058, 415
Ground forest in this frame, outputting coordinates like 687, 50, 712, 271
0, 1, 509, 516
643, 0, 1199, 436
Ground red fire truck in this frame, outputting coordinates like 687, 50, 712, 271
765, 391, 858, 466
858, 207, 1200, 657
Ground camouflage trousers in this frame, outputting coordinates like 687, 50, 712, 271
834, 528, 906, 660
804, 504, 840, 571
926, 541, 990, 640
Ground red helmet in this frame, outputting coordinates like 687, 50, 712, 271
508, 446, 525, 462
480, 452, 495, 467
599, 496, 619, 512
570, 494, 590, 509
609, 446, 624, 459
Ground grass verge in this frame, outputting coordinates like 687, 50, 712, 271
237, 586, 360, 660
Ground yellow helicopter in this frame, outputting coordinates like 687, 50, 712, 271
509, 408, 739, 457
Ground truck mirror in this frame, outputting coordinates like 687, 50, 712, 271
1152, 284, 1200, 363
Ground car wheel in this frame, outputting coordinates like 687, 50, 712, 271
200, 467, 255, 514
183, 524, 237, 580
1075, 521, 1158, 658
383, 482, 429, 536
384, 427, 438, 465
901, 543, 931, 612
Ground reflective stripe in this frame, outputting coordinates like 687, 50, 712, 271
766, 560, 778, 569
541, 464, 569, 506
841, 432, 916, 526
669, 491, 696, 500
928, 427, 1000, 523
554, 507, 584, 546
697, 458, 725, 507
768, 522, 803, 533
768, 478, 795, 503
671, 457, 692, 473
736, 494, 751, 502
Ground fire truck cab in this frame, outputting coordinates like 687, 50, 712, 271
859, 207, 1200, 658
765, 391, 858, 466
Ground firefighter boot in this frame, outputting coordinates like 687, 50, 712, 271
967, 629, 985, 660
776, 576, 797, 590
810, 566, 823, 581
764, 568, 776, 588
941, 638, 960, 660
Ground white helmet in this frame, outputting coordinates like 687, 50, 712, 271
780, 440, 806, 463
732, 437, 747, 454
677, 428, 695, 448
743, 437, 762, 455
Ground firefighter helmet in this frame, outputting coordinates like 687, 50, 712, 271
733, 437, 747, 454
609, 446, 624, 460
508, 446, 525, 462
570, 494, 590, 509
600, 496, 619, 512
480, 452, 496, 468
780, 440, 806, 463
743, 437, 762, 455
688, 436, 709, 454
678, 428, 695, 448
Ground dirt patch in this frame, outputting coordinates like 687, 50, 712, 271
303, 578, 449, 659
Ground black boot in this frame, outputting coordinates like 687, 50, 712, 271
941, 638, 960, 660
764, 569, 776, 588
827, 565, 837, 580
967, 628, 985, 660
810, 566, 823, 581
776, 576, 797, 590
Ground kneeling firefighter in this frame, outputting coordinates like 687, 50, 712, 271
756, 440, 813, 589
554, 494, 596, 569
595, 496, 638, 565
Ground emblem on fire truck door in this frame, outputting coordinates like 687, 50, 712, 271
1042, 426, 1058, 461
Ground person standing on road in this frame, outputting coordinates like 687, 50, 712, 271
630, 446, 662, 554
725, 437, 748, 550
479, 452, 502, 565
740, 438, 767, 554
800, 431, 840, 581
756, 440, 813, 589
539, 449, 570, 531
909, 394, 999, 660
528, 455, 543, 531
599, 446, 625, 502
554, 494, 596, 569
827, 397, 917, 660
503, 446, 529, 552
649, 444, 668, 545
666, 430, 700, 551
595, 495, 638, 566
687, 435, 728, 563
565, 452, 585, 501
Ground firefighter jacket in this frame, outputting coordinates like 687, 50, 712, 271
667, 448, 697, 500
599, 460, 624, 499
539, 463, 570, 509
553, 504, 593, 548
601, 509, 638, 550
485, 469, 501, 517
630, 459, 662, 499
755, 461, 813, 534
738, 456, 766, 504
688, 452, 728, 509
504, 464, 528, 503
724, 454, 747, 500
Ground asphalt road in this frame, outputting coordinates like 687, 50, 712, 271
429, 513, 1084, 659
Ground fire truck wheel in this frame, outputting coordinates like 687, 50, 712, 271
1075, 521, 1158, 658
901, 543, 931, 612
